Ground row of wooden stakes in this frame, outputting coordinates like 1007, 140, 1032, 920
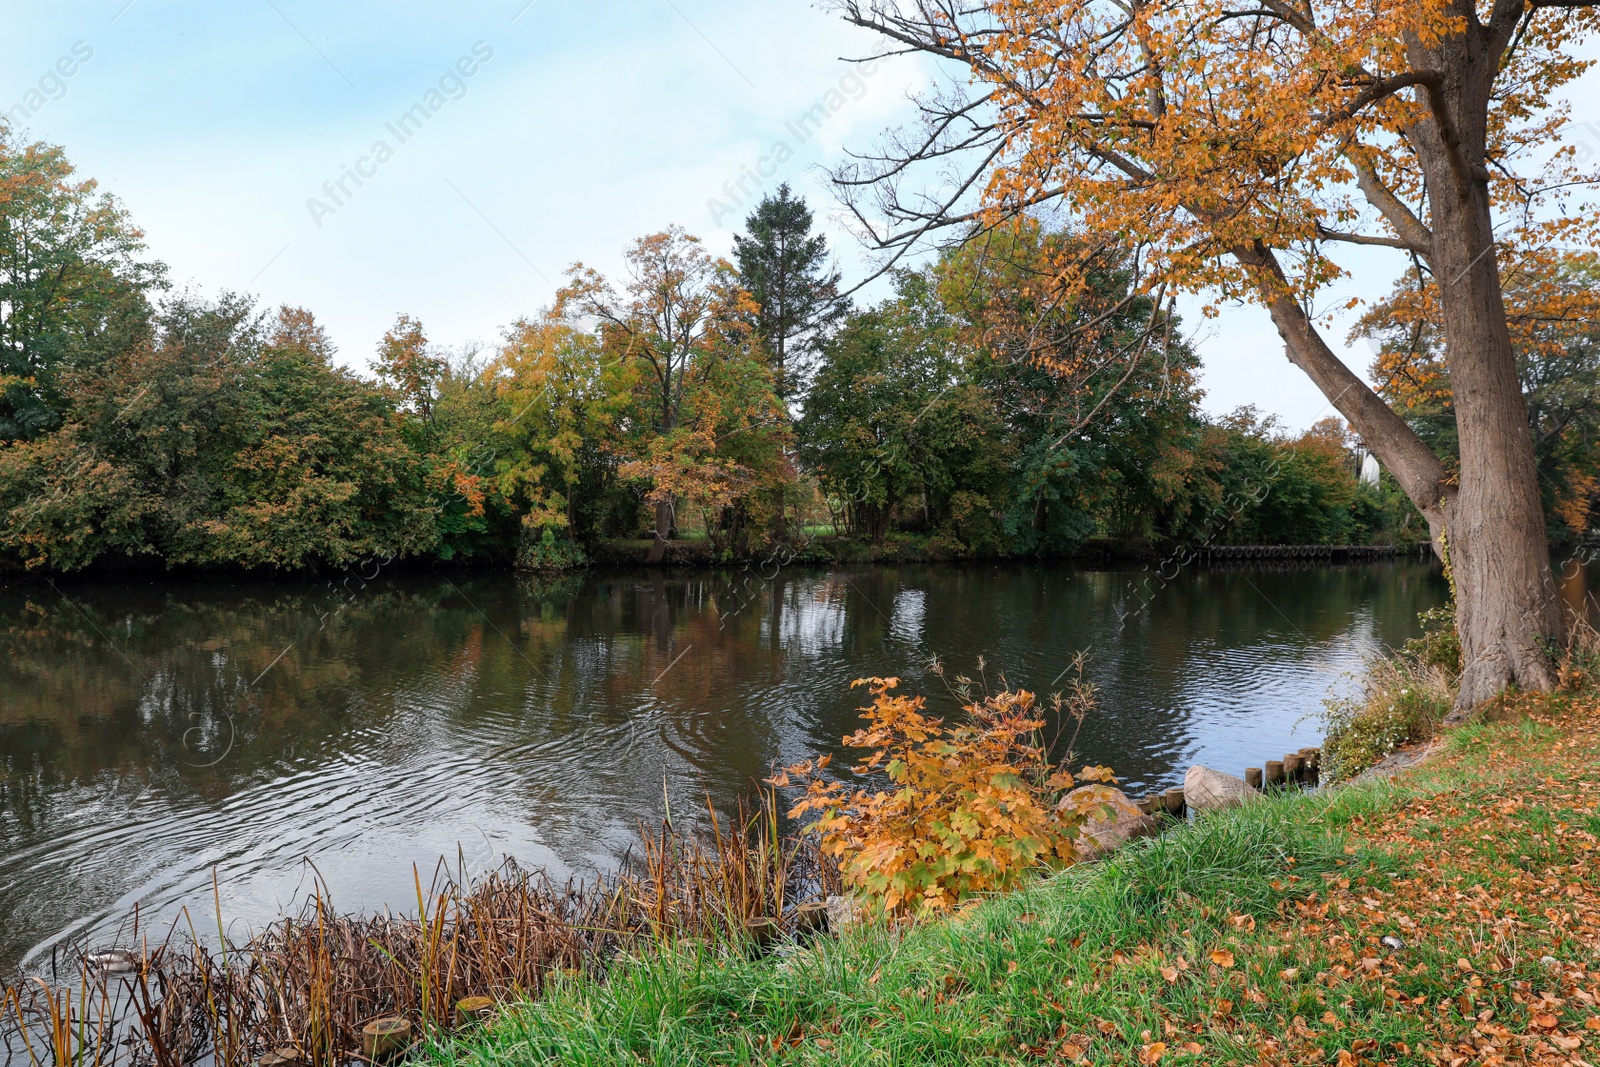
1133, 746, 1322, 819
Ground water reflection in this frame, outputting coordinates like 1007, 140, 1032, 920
0, 560, 1445, 971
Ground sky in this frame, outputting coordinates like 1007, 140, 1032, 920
4, 1, 1597, 430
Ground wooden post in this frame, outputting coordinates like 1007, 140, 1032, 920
1283, 753, 1303, 782
794, 901, 829, 936
362, 1019, 412, 1062
456, 996, 495, 1022
1264, 760, 1285, 787
1245, 767, 1263, 790
1138, 793, 1161, 815
1162, 788, 1185, 817
747, 917, 781, 948
1302, 748, 1320, 785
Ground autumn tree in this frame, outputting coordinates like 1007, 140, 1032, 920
490, 310, 627, 552
830, 0, 1600, 710
561, 227, 749, 561
373, 313, 448, 425
0, 123, 163, 440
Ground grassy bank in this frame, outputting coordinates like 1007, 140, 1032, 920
429, 696, 1600, 1066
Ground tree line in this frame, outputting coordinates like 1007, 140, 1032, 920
1, 124, 1592, 575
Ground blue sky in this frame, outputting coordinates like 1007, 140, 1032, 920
4, 1, 1596, 430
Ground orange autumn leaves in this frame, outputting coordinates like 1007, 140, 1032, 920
772, 676, 1118, 914
922, 0, 1599, 310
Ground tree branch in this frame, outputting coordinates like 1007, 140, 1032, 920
1314, 225, 1430, 253
1348, 155, 1436, 256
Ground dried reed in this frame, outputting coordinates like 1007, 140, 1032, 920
2, 791, 831, 1067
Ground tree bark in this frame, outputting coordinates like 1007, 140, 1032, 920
647, 498, 672, 564
1414, 47, 1562, 711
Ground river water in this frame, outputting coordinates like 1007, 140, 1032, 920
0, 559, 1448, 972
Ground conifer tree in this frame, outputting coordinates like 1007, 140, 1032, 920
732, 184, 843, 404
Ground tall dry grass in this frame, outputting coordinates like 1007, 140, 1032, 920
2, 792, 829, 1067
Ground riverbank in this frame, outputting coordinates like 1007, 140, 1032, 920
586, 534, 1429, 569
427, 692, 1600, 1066
1, 532, 1432, 578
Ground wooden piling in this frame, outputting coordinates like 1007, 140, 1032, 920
1245, 767, 1263, 789
1162, 788, 1185, 817
1264, 760, 1285, 786
362, 1019, 412, 1062
794, 901, 829, 936
1283, 753, 1303, 781
456, 996, 495, 1021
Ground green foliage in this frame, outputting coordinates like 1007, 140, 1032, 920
731, 182, 843, 402
1405, 604, 1463, 676
1198, 408, 1415, 547
1320, 650, 1454, 783
0, 126, 164, 440
515, 525, 588, 571
0, 138, 1432, 574
797, 271, 1012, 548
0, 298, 437, 571
193, 308, 437, 569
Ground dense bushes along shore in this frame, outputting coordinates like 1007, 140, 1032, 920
6, 126, 1598, 574
0, 130, 1448, 574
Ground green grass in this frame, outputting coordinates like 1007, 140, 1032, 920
425, 797, 1387, 1065
425, 711, 1600, 1065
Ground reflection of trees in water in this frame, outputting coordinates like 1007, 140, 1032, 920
0, 562, 1455, 974
0, 564, 1447, 799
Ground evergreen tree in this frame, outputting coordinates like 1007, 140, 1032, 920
732, 184, 843, 404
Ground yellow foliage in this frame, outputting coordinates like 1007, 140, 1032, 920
773, 677, 1118, 915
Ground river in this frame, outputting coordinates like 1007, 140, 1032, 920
0, 559, 1448, 972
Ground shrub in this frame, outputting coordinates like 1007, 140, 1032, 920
515, 524, 587, 571
774, 677, 1118, 915
1404, 604, 1462, 676
1320, 653, 1454, 783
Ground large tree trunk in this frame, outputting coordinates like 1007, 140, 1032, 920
1419, 69, 1562, 711
1242, 231, 1559, 712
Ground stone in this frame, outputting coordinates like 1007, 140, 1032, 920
1183, 765, 1259, 811
1063, 787, 1159, 856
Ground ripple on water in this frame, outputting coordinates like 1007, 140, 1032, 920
0, 561, 1447, 971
